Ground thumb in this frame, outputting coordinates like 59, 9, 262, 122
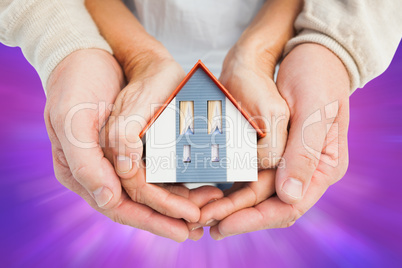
275, 103, 332, 204
53, 104, 122, 209
275, 43, 350, 205
106, 112, 145, 180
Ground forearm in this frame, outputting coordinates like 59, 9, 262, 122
85, 0, 171, 81
235, 0, 303, 67
0, 0, 112, 92
284, 0, 402, 92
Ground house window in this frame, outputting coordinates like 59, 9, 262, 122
207, 100, 222, 134
211, 144, 219, 162
183, 145, 191, 163
180, 101, 194, 135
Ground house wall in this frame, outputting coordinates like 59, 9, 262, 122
225, 97, 258, 182
146, 68, 258, 183
175, 68, 227, 183
145, 98, 177, 183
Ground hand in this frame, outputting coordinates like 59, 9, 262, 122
85, 0, 222, 240
103, 50, 223, 240
45, 49, 221, 242
198, 0, 302, 227
208, 43, 350, 239
198, 41, 289, 226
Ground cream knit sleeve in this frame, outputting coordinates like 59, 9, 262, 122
0, 0, 112, 91
284, 0, 402, 92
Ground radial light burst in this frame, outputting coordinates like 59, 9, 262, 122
0, 43, 401, 267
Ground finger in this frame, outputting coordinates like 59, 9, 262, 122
160, 184, 223, 207
222, 182, 245, 196
210, 162, 333, 240
199, 170, 275, 225
219, 62, 289, 168
210, 102, 350, 239
122, 165, 201, 222
108, 66, 185, 180
188, 225, 204, 241
49, 107, 122, 209
158, 183, 190, 198
184, 185, 224, 234
110, 199, 190, 242
52, 154, 189, 242
274, 104, 329, 204
252, 81, 289, 169
107, 84, 166, 179
172, 185, 223, 240
275, 75, 337, 204
275, 43, 350, 204
107, 108, 145, 180
188, 186, 224, 207
307, 103, 350, 187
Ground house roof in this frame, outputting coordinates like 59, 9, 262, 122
139, 60, 266, 138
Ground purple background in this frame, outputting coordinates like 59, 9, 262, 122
0, 42, 401, 268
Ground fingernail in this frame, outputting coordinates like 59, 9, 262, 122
184, 218, 191, 223
206, 219, 217, 226
116, 155, 132, 173
207, 198, 218, 204
214, 227, 225, 241
215, 234, 225, 241
282, 178, 303, 199
93, 186, 113, 208
190, 225, 202, 232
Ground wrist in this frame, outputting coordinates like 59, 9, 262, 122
118, 39, 175, 82
278, 43, 350, 107
46, 49, 123, 98
232, 37, 279, 76
236, 27, 288, 64
230, 0, 302, 73
222, 38, 278, 81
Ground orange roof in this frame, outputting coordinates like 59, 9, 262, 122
139, 60, 266, 139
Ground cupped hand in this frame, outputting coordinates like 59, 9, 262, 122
208, 43, 350, 239
102, 51, 223, 239
199, 43, 289, 226
45, 49, 221, 242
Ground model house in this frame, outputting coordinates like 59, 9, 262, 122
140, 60, 265, 183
